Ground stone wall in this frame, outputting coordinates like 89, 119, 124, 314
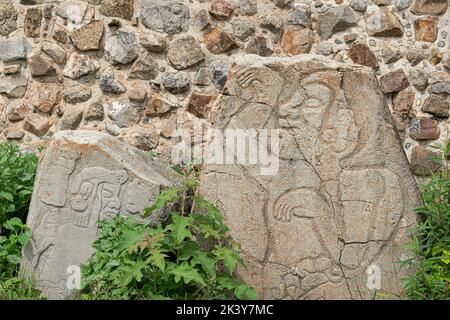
0, 0, 448, 175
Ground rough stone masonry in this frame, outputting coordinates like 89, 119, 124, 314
0, 0, 448, 177
200, 55, 423, 299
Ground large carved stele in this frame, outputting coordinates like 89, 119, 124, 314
21, 131, 182, 299
200, 55, 422, 300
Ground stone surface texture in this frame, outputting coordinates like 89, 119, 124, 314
200, 55, 422, 300
21, 131, 182, 300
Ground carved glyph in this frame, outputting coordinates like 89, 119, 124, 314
200, 55, 421, 300
22, 131, 181, 299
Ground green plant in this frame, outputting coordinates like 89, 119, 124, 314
402, 141, 450, 300
0, 143, 43, 300
0, 143, 38, 229
0, 217, 44, 300
80, 163, 258, 300
0, 218, 32, 278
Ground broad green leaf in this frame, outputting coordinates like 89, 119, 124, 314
191, 250, 216, 279
170, 261, 205, 286
117, 227, 145, 252
146, 249, 167, 272
196, 223, 221, 240
213, 246, 240, 274
0, 191, 13, 202
165, 213, 193, 245
3, 218, 23, 232
178, 241, 201, 261
18, 231, 31, 246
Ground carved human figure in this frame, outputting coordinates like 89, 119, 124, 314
70, 167, 128, 228
24, 167, 128, 299
201, 58, 420, 299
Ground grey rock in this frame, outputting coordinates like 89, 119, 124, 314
25, 6, 42, 38
365, 6, 404, 37
41, 41, 66, 64
28, 51, 56, 77
239, 0, 257, 16
317, 6, 359, 40
63, 53, 100, 79
193, 67, 211, 86
193, 9, 212, 31
21, 130, 182, 299
382, 45, 402, 64
258, 10, 284, 36
232, 19, 256, 41
167, 36, 205, 70
100, 0, 134, 20
5, 129, 25, 140
162, 72, 190, 94
350, 0, 367, 12
139, 30, 166, 53
315, 42, 334, 56
245, 35, 274, 57
23, 113, 53, 137
140, 0, 190, 34
429, 72, 450, 94
395, 0, 412, 10
0, 1, 18, 37
60, 107, 84, 130
129, 51, 159, 81
63, 84, 92, 104
287, 6, 311, 27
405, 47, 427, 66
105, 120, 120, 136
0, 74, 28, 98
0, 38, 29, 62
410, 0, 448, 15
123, 124, 159, 151
408, 67, 429, 91
209, 58, 231, 90
272, 0, 293, 8
100, 67, 126, 94
422, 94, 449, 117
128, 87, 148, 103
55, 1, 89, 26
84, 100, 105, 122
6, 99, 31, 121
108, 100, 142, 128
105, 27, 140, 65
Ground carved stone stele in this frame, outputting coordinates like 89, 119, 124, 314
199, 55, 422, 300
21, 131, 182, 299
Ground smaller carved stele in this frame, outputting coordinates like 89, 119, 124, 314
21, 131, 182, 299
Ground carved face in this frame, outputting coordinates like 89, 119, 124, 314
70, 168, 128, 224
279, 82, 334, 130
320, 109, 358, 156
99, 182, 122, 219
